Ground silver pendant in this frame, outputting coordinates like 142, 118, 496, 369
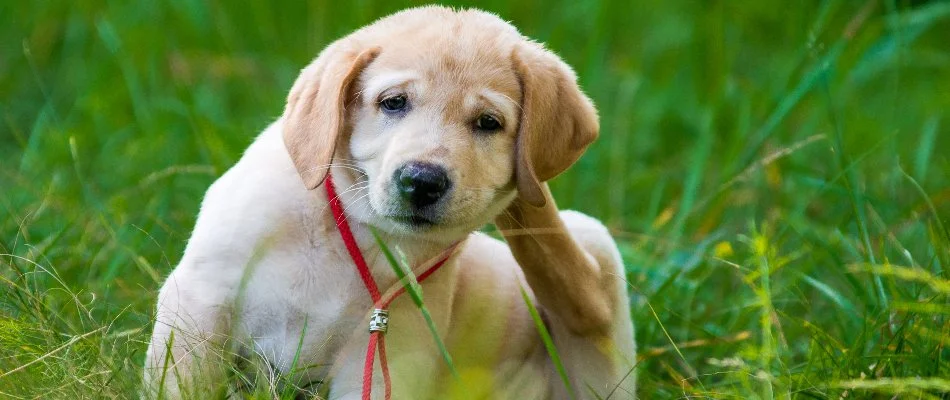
369, 309, 389, 333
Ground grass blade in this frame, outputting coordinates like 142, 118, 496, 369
369, 227, 459, 379
280, 316, 309, 399
518, 284, 575, 400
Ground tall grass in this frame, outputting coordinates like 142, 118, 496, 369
2, 0, 949, 398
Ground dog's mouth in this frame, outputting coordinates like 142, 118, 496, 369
386, 213, 437, 228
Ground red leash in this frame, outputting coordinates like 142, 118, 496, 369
325, 173, 454, 400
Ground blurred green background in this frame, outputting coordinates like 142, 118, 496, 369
2, 0, 949, 398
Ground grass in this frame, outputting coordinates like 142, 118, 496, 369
371, 227, 460, 380
519, 284, 576, 399
2, 0, 949, 398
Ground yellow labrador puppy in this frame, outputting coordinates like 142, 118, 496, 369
144, 6, 636, 399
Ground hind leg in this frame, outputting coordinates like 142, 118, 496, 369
552, 210, 637, 398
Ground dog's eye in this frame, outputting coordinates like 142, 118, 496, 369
475, 114, 502, 131
380, 95, 408, 112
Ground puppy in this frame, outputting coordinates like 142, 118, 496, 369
144, 6, 636, 399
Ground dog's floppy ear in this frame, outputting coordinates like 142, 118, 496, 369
283, 43, 380, 189
511, 42, 599, 207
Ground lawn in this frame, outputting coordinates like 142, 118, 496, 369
2, 0, 949, 398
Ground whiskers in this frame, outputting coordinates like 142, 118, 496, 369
294, 159, 368, 178
340, 185, 374, 217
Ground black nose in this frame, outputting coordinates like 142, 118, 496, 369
394, 162, 451, 208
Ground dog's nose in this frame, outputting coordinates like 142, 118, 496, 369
394, 162, 451, 208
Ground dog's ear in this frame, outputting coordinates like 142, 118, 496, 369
283, 44, 380, 189
511, 42, 599, 207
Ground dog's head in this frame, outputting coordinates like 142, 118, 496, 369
283, 6, 598, 238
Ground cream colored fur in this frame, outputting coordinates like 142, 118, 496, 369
144, 6, 636, 399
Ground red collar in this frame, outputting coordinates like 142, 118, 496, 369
324, 173, 455, 400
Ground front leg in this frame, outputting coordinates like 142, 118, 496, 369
494, 183, 613, 336
143, 267, 233, 399
495, 184, 638, 397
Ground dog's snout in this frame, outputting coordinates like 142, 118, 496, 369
395, 162, 451, 208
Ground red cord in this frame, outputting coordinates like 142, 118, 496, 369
378, 334, 392, 400
378, 257, 450, 310
325, 173, 454, 400
326, 175, 381, 303
362, 332, 379, 400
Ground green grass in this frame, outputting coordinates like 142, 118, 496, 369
371, 227, 460, 380
2, 0, 949, 398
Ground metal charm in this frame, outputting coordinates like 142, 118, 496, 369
369, 309, 389, 333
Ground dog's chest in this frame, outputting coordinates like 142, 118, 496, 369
235, 248, 372, 379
